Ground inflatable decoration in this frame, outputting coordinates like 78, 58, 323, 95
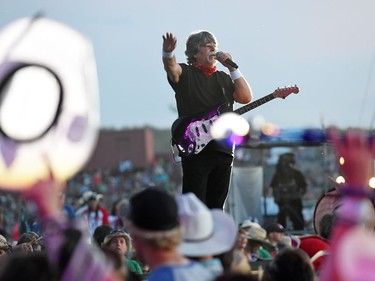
0, 16, 100, 189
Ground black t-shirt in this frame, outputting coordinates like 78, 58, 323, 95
168, 63, 235, 116
168, 63, 236, 155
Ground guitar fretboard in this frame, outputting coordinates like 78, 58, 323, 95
234, 93, 275, 115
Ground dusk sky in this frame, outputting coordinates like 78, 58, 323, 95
1, 0, 375, 131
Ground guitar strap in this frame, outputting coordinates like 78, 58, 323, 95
216, 73, 231, 107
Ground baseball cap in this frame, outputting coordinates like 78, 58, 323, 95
127, 187, 180, 231
265, 223, 285, 234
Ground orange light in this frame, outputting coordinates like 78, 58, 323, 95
339, 157, 345, 165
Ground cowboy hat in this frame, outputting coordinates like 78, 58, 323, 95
247, 225, 273, 248
240, 219, 261, 230
102, 229, 132, 253
176, 193, 237, 257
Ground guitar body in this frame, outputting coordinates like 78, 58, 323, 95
171, 105, 223, 157
171, 86, 299, 158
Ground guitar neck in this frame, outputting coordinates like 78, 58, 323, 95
234, 93, 276, 115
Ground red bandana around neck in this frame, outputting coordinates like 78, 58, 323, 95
193, 62, 217, 76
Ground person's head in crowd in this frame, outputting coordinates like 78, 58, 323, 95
261, 247, 315, 281
109, 199, 126, 228
126, 187, 213, 281
176, 193, 237, 276
125, 187, 183, 263
87, 192, 103, 211
277, 153, 296, 171
102, 228, 144, 276
111, 198, 126, 216
0, 252, 58, 281
0, 235, 10, 256
230, 224, 254, 273
277, 235, 292, 249
102, 229, 132, 258
77, 190, 93, 207
92, 224, 113, 247
246, 225, 273, 260
17, 231, 43, 252
236, 229, 249, 253
265, 223, 285, 247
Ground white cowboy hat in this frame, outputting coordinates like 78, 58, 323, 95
176, 193, 237, 257
0, 15, 99, 189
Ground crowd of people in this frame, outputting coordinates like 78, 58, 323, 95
0, 127, 372, 281
0, 159, 181, 242
0, 130, 375, 281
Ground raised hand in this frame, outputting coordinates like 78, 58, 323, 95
162, 32, 177, 52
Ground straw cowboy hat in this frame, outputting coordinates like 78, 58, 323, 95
102, 229, 132, 254
247, 225, 273, 248
240, 219, 261, 231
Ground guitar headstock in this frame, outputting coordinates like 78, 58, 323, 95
274, 85, 299, 99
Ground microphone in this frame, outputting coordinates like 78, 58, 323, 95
215, 52, 238, 69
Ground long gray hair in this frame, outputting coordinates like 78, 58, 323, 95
185, 30, 217, 65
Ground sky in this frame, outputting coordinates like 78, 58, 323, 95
1, 0, 375, 132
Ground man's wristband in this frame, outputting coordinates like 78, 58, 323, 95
162, 50, 174, 58
230, 69, 243, 80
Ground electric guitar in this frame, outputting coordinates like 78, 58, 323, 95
171, 85, 299, 157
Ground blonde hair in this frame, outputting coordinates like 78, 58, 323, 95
126, 221, 183, 250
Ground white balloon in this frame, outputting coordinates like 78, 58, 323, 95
0, 17, 100, 190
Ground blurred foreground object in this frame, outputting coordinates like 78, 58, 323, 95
0, 15, 100, 189
320, 127, 375, 281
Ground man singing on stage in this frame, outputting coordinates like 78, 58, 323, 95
162, 30, 252, 209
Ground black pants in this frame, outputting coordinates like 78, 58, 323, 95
181, 152, 233, 209
277, 199, 305, 230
